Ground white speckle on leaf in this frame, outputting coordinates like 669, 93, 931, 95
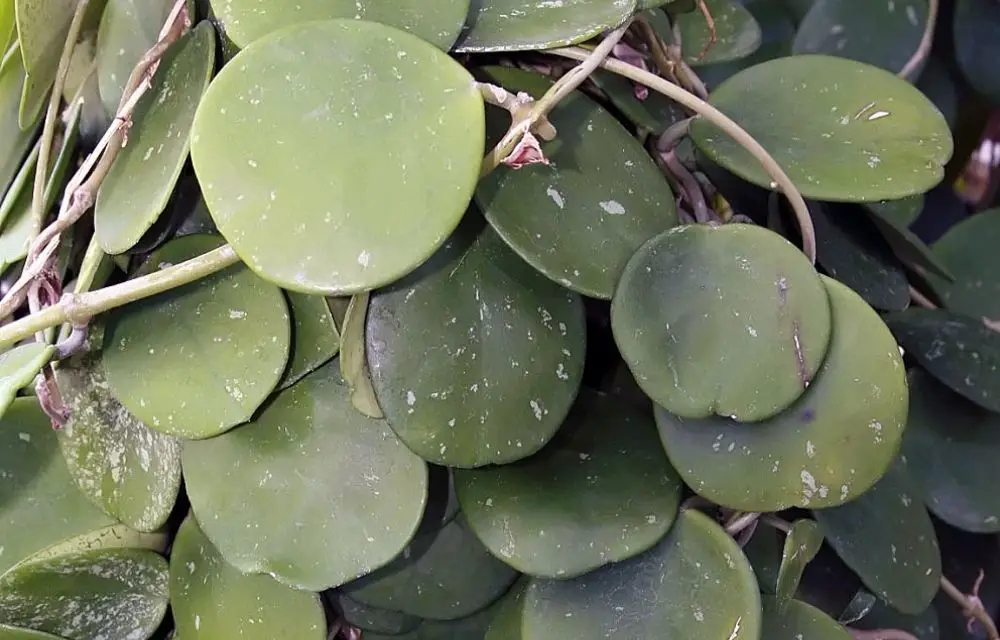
546, 186, 565, 209
599, 200, 626, 215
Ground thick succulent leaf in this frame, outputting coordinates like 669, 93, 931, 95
169, 515, 327, 639
0, 398, 115, 577
813, 457, 941, 614
277, 291, 340, 390
13, 0, 75, 125
690, 55, 953, 202
181, 360, 428, 591
656, 275, 908, 511
0, 49, 39, 201
190, 19, 484, 296
863, 195, 924, 229
931, 208, 1000, 320
0, 342, 51, 416
838, 589, 878, 624
475, 66, 678, 299
953, 0, 1000, 104
792, 0, 927, 75
453, 0, 637, 52
404, 593, 518, 639
613, 223, 832, 422
863, 207, 952, 281
484, 578, 528, 639
775, 519, 823, 611
852, 599, 940, 639
901, 368, 1000, 533
19, 524, 168, 566
95, 21, 215, 255
55, 332, 182, 532
0, 548, 168, 640
95, 0, 176, 116
696, 0, 797, 90
761, 596, 849, 639
366, 221, 586, 468
210, 0, 470, 51
520, 509, 760, 639
0, 626, 62, 639
340, 292, 383, 418
342, 515, 519, 621
0, 1, 12, 51
455, 388, 683, 578
336, 593, 422, 635
812, 202, 909, 311
589, 67, 688, 133
677, 0, 762, 65
885, 308, 1000, 413
102, 234, 291, 439
743, 525, 781, 594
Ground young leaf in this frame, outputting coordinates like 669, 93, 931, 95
0, 49, 40, 201
277, 290, 340, 390
101, 234, 292, 439
656, 276, 908, 512
12, 0, 75, 125
169, 515, 327, 639
181, 360, 429, 591
455, 388, 683, 578
690, 55, 953, 202
189, 18, 485, 296
0, 342, 52, 417
775, 519, 824, 611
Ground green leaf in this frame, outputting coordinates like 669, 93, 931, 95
838, 589, 877, 624
0, 398, 115, 577
792, 0, 927, 75
655, 275, 908, 511
0, 49, 40, 200
931, 208, 1000, 320
519, 508, 760, 639
811, 202, 910, 311
0, 625, 63, 639
342, 515, 520, 620
885, 308, 1000, 413
0, 548, 169, 640
13, 0, 75, 126
589, 67, 688, 133
181, 360, 428, 591
0, 342, 52, 417
453, 0, 637, 52
812, 457, 941, 614
953, 0, 1000, 104
761, 596, 850, 639
366, 220, 586, 468
336, 593, 422, 635
900, 368, 1000, 533
474, 66, 679, 300
485, 578, 528, 640
210, 0, 471, 50
613, 223, 832, 422
169, 515, 327, 639
677, 0, 762, 65
743, 525, 781, 594
690, 55, 953, 202
775, 519, 823, 611
190, 19, 485, 296
0, 1, 12, 59
55, 330, 182, 532
95, 21, 215, 255
102, 234, 291, 439
862, 207, 953, 281
852, 599, 940, 639
277, 291, 340, 390
863, 195, 924, 229
19, 523, 168, 566
455, 388, 682, 578
340, 291, 384, 419
695, 0, 797, 90
95, 0, 176, 116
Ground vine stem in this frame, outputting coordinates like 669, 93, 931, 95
479, 19, 631, 176
898, 0, 939, 80
0, 246, 240, 349
939, 573, 1000, 640
908, 284, 936, 309
546, 47, 817, 265
760, 513, 792, 533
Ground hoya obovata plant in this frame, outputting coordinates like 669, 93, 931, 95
0, 0, 999, 638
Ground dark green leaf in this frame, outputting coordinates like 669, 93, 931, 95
678, 0, 762, 65
931, 208, 1000, 321
13, 0, 75, 125
953, 0, 1000, 104
0, 343, 52, 417
852, 598, 940, 640
336, 593, 422, 635
863, 195, 924, 229
761, 596, 850, 639
278, 291, 340, 390
776, 519, 823, 611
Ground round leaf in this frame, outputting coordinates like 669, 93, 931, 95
485, 578, 528, 640
812, 457, 941, 614
20, 524, 168, 566
453, 0, 637, 52
863, 195, 924, 229
182, 360, 429, 591
690, 54, 953, 202
0, 548, 169, 640
95, 21, 215, 255
278, 291, 340, 390
931, 207, 1000, 320
210, 0, 471, 50
901, 368, 1000, 533
190, 19, 485, 295
0, 398, 115, 577
677, 0, 762, 65
792, 0, 927, 75
655, 275, 908, 511
342, 515, 520, 621
953, 0, 1000, 104
612, 223, 832, 422
102, 234, 291, 439
55, 333, 182, 532
0, 626, 62, 639
169, 515, 327, 639
884, 308, 1000, 413
474, 66, 679, 300
520, 508, 760, 639
13, 0, 75, 79
852, 599, 940, 640
455, 388, 682, 578
0, 342, 52, 417
761, 596, 850, 640
337, 593, 422, 635
367, 221, 586, 468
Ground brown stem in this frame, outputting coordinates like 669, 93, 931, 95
908, 285, 937, 309
662, 150, 714, 223
761, 514, 792, 534
725, 511, 761, 536
898, 0, 939, 80
940, 573, 1000, 640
